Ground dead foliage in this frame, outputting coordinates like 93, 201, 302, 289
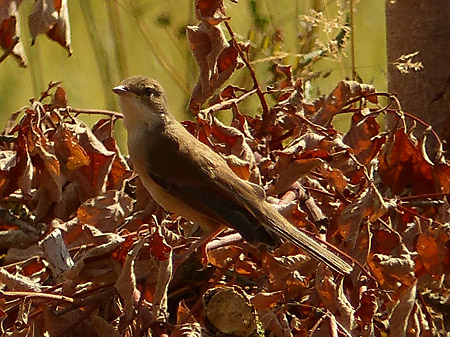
0, 0, 71, 67
0, 1, 449, 336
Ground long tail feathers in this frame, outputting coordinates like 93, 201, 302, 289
268, 217, 353, 275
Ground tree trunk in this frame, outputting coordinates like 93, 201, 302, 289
386, 1, 450, 156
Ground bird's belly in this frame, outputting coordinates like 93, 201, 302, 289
137, 167, 217, 231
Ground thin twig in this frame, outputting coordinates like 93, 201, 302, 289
292, 111, 330, 134
54, 286, 117, 316
224, 21, 270, 119
342, 92, 393, 112
395, 204, 444, 227
376, 218, 394, 233
0, 290, 74, 303
199, 89, 257, 115
399, 193, 450, 201
385, 108, 443, 150
65, 107, 123, 119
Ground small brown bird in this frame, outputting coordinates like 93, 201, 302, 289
113, 76, 352, 275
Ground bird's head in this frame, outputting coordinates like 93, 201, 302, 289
113, 76, 168, 128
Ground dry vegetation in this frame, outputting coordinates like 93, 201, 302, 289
0, 1, 449, 336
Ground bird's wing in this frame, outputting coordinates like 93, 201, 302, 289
145, 125, 276, 246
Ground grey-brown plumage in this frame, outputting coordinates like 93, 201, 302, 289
113, 76, 352, 275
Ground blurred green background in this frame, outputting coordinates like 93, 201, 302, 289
0, 0, 386, 150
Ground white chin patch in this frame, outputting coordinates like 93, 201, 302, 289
119, 96, 162, 130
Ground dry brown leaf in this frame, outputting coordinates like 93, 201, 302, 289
0, 0, 27, 66
187, 22, 231, 109
370, 251, 416, 289
0, 137, 32, 198
433, 161, 450, 193
33, 142, 64, 219
115, 239, 142, 320
389, 282, 417, 337
63, 225, 123, 280
65, 122, 116, 201
51, 85, 68, 108
92, 119, 132, 190
277, 78, 303, 111
40, 304, 74, 337
315, 267, 337, 310
224, 154, 251, 180
312, 81, 376, 126
0, 226, 40, 251
207, 244, 241, 269
28, 0, 72, 55
319, 165, 348, 194
379, 129, 435, 195
415, 229, 449, 278
251, 291, 292, 337
195, 0, 227, 24
77, 190, 133, 232
354, 289, 377, 331
150, 227, 173, 321
261, 252, 312, 298
337, 187, 390, 244
54, 127, 90, 171
4, 245, 42, 265
53, 181, 81, 220
0, 268, 41, 292
209, 118, 261, 182
343, 112, 385, 165
15, 134, 33, 197
40, 228, 74, 277
250, 290, 291, 337
269, 150, 329, 195
176, 299, 198, 325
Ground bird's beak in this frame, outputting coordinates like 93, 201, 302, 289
112, 85, 128, 95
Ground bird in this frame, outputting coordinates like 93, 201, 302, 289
113, 76, 352, 275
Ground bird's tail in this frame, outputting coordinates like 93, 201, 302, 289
266, 208, 352, 275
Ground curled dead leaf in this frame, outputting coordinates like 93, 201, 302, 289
28, 0, 72, 55
77, 190, 133, 232
0, 0, 28, 67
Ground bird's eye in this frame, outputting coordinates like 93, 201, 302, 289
143, 86, 159, 97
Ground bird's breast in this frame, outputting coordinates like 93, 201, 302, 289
128, 130, 219, 232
